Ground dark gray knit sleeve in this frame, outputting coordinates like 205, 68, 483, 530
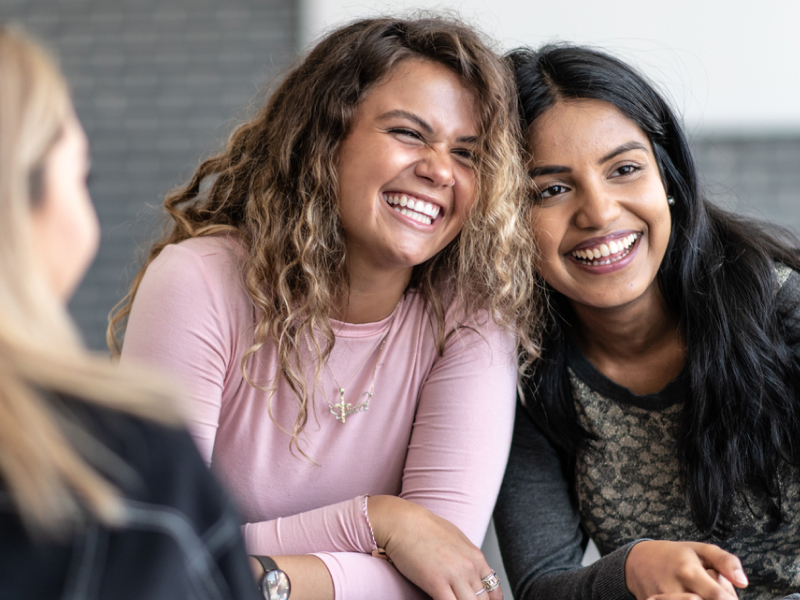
494, 401, 637, 600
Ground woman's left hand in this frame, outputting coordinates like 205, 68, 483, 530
367, 495, 503, 600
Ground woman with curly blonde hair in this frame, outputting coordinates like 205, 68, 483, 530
0, 26, 260, 600
112, 15, 537, 600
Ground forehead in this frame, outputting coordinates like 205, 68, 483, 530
529, 98, 650, 162
358, 58, 479, 128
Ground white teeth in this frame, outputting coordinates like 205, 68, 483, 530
571, 234, 639, 265
383, 194, 440, 224
395, 206, 432, 225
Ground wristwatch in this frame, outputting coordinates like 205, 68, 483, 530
254, 556, 291, 600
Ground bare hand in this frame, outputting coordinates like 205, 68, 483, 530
368, 495, 503, 600
706, 569, 738, 598
625, 540, 747, 600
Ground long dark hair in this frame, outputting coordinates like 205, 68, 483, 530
510, 44, 800, 537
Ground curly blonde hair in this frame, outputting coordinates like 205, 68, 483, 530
110, 15, 540, 452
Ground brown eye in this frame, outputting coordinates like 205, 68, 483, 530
388, 128, 423, 141
612, 164, 641, 177
536, 184, 568, 200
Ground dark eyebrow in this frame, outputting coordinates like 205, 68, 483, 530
529, 165, 571, 178
378, 109, 478, 144
599, 141, 649, 164
529, 141, 650, 177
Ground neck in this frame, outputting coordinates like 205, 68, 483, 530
569, 281, 684, 394
573, 284, 676, 353
335, 262, 412, 324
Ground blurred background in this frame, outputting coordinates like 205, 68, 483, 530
4, 0, 797, 349
3, 0, 798, 595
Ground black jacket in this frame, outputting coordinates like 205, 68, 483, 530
0, 397, 261, 600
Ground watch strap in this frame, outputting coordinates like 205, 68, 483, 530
255, 555, 280, 576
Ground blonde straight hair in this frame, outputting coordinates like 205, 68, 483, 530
0, 26, 182, 537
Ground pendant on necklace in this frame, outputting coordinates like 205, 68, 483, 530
328, 387, 373, 424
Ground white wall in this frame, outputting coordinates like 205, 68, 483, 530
299, 0, 800, 133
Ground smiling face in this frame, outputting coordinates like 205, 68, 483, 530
30, 114, 99, 302
336, 58, 478, 279
528, 98, 671, 312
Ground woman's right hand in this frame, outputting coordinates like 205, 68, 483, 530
624, 540, 748, 600
367, 495, 503, 600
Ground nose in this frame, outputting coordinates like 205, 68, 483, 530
574, 179, 622, 230
415, 144, 455, 188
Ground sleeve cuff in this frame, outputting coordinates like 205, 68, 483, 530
593, 540, 646, 600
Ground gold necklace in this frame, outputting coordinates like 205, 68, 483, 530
325, 310, 396, 424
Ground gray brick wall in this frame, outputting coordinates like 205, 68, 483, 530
692, 136, 800, 236
1, 0, 297, 350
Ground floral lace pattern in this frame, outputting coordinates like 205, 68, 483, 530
571, 370, 800, 600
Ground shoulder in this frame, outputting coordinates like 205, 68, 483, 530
403, 290, 515, 352
148, 235, 245, 290
54, 397, 259, 600
136, 235, 252, 321
775, 264, 800, 340
775, 263, 800, 312
59, 397, 243, 544
418, 291, 517, 373
60, 397, 220, 506
775, 263, 800, 296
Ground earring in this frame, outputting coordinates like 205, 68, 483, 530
667, 195, 675, 206
448, 179, 455, 187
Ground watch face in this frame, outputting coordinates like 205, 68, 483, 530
265, 570, 291, 600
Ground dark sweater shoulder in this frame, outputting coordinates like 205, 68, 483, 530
0, 396, 259, 600
58, 396, 222, 518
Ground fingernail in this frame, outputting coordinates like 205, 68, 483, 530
733, 568, 748, 586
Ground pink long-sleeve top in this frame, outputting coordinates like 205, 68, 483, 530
121, 236, 517, 600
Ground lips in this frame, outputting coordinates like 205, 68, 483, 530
571, 233, 638, 266
383, 193, 441, 225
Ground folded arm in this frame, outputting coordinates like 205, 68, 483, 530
123, 243, 517, 600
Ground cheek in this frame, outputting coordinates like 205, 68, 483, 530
643, 195, 672, 250
457, 178, 477, 216
50, 188, 99, 298
530, 209, 564, 260
78, 193, 100, 259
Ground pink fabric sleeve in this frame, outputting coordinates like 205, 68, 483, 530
244, 321, 518, 599
398, 321, 517, 543
122, 244, 517, 600
121, 244, 233, 464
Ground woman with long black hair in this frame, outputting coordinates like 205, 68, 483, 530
494, 44, 800, 600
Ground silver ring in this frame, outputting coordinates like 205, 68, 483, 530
475, 587, 486, 596
481, 570, 501, 593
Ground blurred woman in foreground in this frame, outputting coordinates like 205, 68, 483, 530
0, 26, 259, 600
